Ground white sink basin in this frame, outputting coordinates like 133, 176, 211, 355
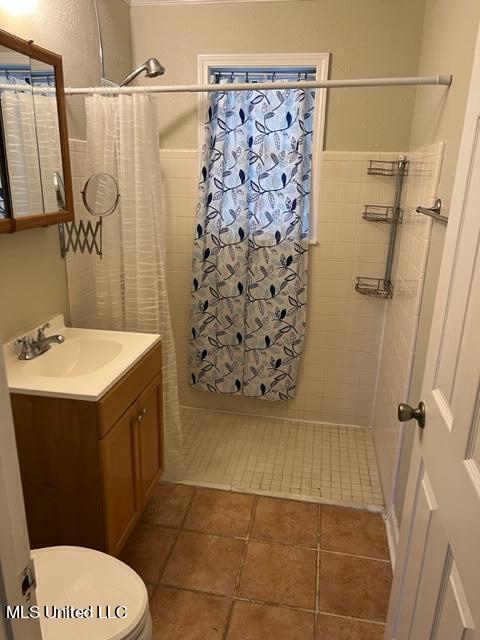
4, 315, 161, 401
25, 337, 123, 378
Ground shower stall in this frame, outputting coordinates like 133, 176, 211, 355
63, 65, 447, 515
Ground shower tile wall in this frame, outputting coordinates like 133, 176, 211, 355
161, 149, 403, 426
65, 139, 97, 329
372, 142, 444, 508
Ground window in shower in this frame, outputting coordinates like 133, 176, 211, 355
197, 53, 330, 243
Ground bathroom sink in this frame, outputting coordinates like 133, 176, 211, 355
24, 337, 123, 378
4, 315, 161, 401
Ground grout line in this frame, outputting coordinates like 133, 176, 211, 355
179, 404, 370, 431
181, 478, 384, 512
319, 548, 391, 563
154, 486, 198, 594
232, 594, 316, 615
317, 611, 387, 626
157, 582, 319, 614
222, 495, 259, 640
149, 582, 388, 625
314, 503, 321, 639
179, 527, 319, 551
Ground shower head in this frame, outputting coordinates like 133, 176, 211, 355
119, 58, 165, 87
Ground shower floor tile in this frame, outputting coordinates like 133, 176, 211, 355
180, 407, 384, 509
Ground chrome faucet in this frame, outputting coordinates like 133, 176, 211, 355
15, 323, 65, 360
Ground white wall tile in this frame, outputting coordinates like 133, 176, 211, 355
372, 142, 444, 505
159, 149, 397, 426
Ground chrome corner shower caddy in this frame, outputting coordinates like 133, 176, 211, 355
355, 157, 408, 300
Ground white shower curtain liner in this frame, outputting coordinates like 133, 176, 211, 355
85, 94, 185, 480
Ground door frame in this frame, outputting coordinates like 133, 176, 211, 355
0, 350, 41, 640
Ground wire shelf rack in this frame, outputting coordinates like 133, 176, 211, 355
363, 204, 403, 224
355, 277, 393, 299
367, 160, 409, 177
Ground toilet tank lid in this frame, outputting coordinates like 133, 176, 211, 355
31, 546, 149, 640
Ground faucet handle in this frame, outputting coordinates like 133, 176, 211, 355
37, 323, 50, 340
15, 337, 34, 361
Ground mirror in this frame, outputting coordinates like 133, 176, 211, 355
82, 173, 120, 217
0, 28, 74, 233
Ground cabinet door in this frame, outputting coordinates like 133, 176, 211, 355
100, 404, 139, 556
135, 372, 163, 508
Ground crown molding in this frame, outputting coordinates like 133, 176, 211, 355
127, 0, 304, 6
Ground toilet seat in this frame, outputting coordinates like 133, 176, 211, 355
31, 546, 151, 640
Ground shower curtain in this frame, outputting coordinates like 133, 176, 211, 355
85, 94, 185, 480
189, 84, 313, 400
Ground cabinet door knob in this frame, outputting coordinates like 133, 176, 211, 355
137, 407, 147, 423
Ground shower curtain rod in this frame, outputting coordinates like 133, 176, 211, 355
64, 74, 452, 95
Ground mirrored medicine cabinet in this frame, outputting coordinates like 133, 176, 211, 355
0, 28, 74, 233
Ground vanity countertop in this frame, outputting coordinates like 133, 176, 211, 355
4, 315, 161, 401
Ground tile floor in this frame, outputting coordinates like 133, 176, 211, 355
121, 482, 391, 640
182, 408, 384, 508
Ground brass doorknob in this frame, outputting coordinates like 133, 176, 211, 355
398, 401, 426, 429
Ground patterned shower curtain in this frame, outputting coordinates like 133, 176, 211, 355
189, 82, 314, 401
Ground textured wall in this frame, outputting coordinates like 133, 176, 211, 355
0, 0, 131, 340
130, 0, 426, 151
65, 139, 98, 330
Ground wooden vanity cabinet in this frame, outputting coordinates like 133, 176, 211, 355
10, 342, 163, 556
100, 372, 163, 556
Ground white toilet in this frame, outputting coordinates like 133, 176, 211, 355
31, 547, 152, 640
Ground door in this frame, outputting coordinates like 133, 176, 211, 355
136, 372, 163, 508
100, 404, 140, 556
386, 24, 480, 640
0, 353, 41, 640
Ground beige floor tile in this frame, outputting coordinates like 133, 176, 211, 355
238, 541, 316, 610
320, 506, 389, 559
317, 614, 385, 639
151, 586, 230, 640
119, 523, 177, 585
184, 489, 254, 537
251, 497, 318, 547
227, 601, 314, 640
142, 482, 194, 528
161, 531, 244, 595
319, 552, 392, 622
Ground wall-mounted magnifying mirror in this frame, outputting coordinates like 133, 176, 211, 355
59, 172, 119, 259
82, 172, 120, 217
